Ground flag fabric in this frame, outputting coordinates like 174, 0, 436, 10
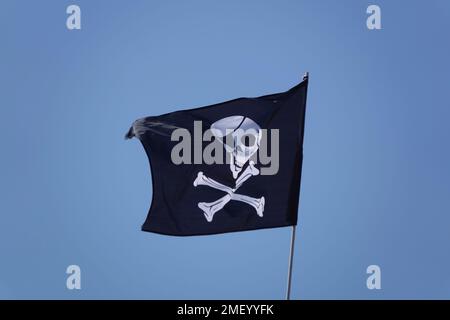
126, 77, 309, 236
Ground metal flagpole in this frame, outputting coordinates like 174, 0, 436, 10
285, 72, 308, 300
285, 225, 297, 300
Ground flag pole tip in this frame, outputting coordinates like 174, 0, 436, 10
303, 72, 309, 81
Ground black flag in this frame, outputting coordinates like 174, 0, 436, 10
126, 78, 308, 236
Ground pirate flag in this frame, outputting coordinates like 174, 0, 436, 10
126, 77, 309, 236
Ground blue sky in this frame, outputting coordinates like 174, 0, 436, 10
0, 0, 449, 299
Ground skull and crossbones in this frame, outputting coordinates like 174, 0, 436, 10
193, 116, 265, 222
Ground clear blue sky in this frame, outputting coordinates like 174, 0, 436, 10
1, 0, 449, 299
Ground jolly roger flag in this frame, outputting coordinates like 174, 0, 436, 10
126, 77, 309, 236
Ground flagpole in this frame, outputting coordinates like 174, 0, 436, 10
285, 225, 297, 300
285, 72, 308, 300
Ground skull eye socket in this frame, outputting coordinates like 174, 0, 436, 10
241, 134, 256, 147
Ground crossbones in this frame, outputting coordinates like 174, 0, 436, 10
193, 161, 265, 222
193, 116, 265, 222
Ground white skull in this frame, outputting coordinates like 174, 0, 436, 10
211, 116, 262, 179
